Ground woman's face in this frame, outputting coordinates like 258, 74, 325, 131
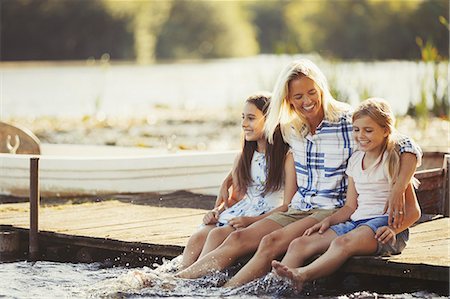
241, 102, 265, 142
288, 76, 323, 122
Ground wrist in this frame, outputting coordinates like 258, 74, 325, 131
391, 183, 407, 194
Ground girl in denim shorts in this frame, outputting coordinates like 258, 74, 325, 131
272, 98, 421, 291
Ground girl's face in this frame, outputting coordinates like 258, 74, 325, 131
288, 76, 323, 122
353, 115, 388, 155
241, 102, 265, 142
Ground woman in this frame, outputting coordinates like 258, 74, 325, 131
176, 59, 421, 288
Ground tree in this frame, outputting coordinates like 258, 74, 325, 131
1, 0, 132, 61
103, 0, 173, 64
155, 1, 259, 60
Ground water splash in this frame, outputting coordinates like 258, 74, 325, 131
1, 260, 446, 298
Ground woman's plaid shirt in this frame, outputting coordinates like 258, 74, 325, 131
287, 112, 421, 211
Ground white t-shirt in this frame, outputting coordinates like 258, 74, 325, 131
346, 150, 390, 221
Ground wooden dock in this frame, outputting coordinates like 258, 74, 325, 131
0, 190, 449, 284
1, 155, 449, 291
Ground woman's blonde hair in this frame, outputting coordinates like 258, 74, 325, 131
265, 59, 350, 143
352, 98, 401, 185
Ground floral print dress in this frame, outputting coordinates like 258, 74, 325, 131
217, 151, 284, 226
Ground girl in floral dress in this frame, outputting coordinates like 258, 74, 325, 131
179, 93, 297, 270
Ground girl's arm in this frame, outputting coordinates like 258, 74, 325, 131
384, 152, 417, 229
304, 176, 358, 235
227, 152, 297, 229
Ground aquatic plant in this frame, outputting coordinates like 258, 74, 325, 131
409, 16, 449, 121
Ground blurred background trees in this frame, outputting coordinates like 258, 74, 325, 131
1, 0, 447, 62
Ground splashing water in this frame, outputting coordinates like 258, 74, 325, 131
0, 258, 447, 298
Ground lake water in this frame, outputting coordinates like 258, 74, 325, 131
0, 259, 447, 299
0, 55, 446, 118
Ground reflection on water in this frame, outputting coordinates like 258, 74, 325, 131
0, 258, 446, 299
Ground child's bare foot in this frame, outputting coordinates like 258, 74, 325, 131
271, 260, 305, 291
131, 270, 154, 288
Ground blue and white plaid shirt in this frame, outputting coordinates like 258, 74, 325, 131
287, 111, 421, 211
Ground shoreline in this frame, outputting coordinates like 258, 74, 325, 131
2, 110, 449, 153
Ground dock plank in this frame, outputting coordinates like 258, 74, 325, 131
0, 199, 206, 246
1, 195, 449, 280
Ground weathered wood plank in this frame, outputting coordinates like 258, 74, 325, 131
0, 192, 448, 282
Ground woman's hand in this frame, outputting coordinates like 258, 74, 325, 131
228, 216, 253, 229
375, 226, 396, 245
203, 209, 219, 225
215, 185, 230, 209
384, 190, 405, 229
303, 218, 331, 236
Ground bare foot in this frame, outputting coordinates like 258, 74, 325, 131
130, 270, 153, 288
271, 260, 305, 291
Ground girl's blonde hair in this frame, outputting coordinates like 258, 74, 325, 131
352, 98, 401, 185
265, 59, 350, 143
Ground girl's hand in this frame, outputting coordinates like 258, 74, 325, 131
228, 216, 253, 229
203, 209, 219, 225
375, 226, 396, 245
303, 218, 330, 236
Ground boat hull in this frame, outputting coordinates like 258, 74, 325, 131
0, 144, 236, 197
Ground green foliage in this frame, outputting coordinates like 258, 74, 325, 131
103, 0, 172, 64
280, 0, 448, 60
155, 1, 258, 59
247, 0, 297, 54
0, 0, 448, 61
1, 0, 133, 61
413, 17, 449, 120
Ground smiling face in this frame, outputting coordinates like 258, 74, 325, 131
241, 102, 265, 142
353, 115, 388, 156
288, 76, 324, 124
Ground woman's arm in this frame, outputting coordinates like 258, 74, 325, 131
385, 152, 418, 228
215, 154, 242, 209
375, 183, 421, 244
390, 183, 421, 234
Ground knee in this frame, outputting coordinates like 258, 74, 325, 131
286, 236, 309, 254
330, 235, 353, 254
259, 231, 282, 252
208, 227, 228, 241
225, 230, 246, 247
190, 228, 209, 243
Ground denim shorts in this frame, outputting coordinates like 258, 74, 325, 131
330, 216, 409, 256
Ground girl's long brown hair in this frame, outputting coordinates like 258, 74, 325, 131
234, 94, 290, 195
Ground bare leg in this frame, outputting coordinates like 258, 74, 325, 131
199, 225, 235, 258
180, 225, 215, 269
224, 216, 319, 288
273, 226, 378, 290
271, 229, 337, 290
279, 229, 337, 268
176, 218, 282, 279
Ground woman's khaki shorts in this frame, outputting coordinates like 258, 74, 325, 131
267, 207, 337, 227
